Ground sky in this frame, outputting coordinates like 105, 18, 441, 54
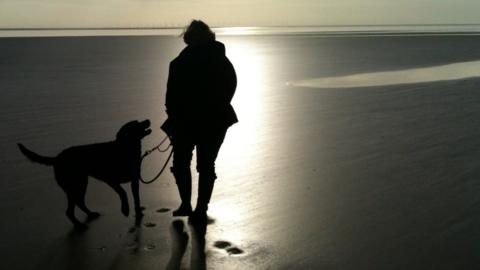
1, 0, 480, 29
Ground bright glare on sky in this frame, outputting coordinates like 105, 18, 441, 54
1, 0, 480, 28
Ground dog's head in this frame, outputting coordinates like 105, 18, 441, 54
116, 119, 152, 143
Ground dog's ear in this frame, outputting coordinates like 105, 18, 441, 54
141, 120, 152, 138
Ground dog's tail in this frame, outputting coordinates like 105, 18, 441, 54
17, 143, 55, 166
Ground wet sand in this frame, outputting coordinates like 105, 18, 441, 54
3, 34, 480, 269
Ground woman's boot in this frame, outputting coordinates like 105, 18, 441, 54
190, 172, 216, 222
171, 167, 193, 216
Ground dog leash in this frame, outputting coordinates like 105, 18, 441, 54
139, 135, 173, 184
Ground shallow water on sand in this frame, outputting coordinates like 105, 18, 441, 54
3, 34, 480, 269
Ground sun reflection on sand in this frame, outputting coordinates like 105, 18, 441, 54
288, 60, 480, 88
220, 39, 270, 170
205, 39, 272, 244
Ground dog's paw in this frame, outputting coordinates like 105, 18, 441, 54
87, 212, 101, 221
135, 207, 145, 217
74, 223, 88, 232
121, 205, 130, 217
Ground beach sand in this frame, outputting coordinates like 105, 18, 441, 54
3, 34, 480, 269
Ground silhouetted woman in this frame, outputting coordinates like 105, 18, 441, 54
162, 20, 237, 222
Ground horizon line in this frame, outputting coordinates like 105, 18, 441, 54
3, 23, 480, 31
4, 24, 480, 38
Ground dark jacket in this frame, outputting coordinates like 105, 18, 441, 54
162, 41, 238, 136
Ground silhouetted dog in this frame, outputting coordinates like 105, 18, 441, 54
18, 120, 151, 230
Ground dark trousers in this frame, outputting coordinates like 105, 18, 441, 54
170, 126, 228, 211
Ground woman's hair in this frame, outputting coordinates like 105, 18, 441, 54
182, 20, 216, 45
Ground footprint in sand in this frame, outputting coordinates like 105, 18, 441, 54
144, 222, 156, 228
214, 240, 232, 249
226, 247, 244, 255
213, 240, 245, 256
124, 243, 138, 249
94, 246, 107, 252
144, 243, 156, 251
156, 208, 170, 213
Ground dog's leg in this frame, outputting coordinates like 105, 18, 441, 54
77, 200, 100, 221
108, 183, 130, 217
75, 177, 100, 221
78, 203, 100, 221
58, 169, 87, 230
131, 179, 143, 217
66, 194, 87, 230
